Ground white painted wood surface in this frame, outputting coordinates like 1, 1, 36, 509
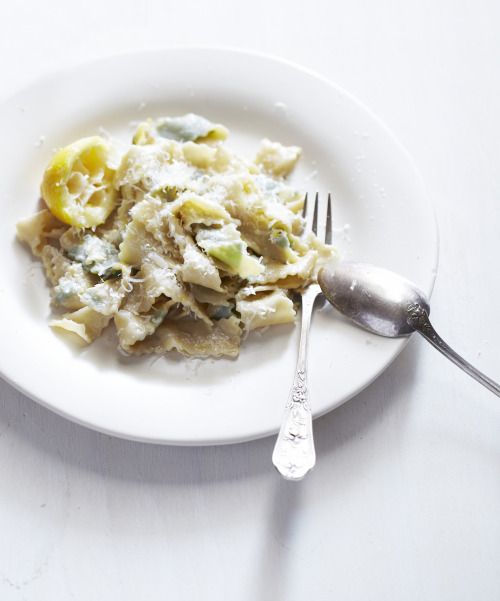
1, 1, 500, 599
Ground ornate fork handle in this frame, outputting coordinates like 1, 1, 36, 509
272, 287, 319, 480
407, 303, 500, 397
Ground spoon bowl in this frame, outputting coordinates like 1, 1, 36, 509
317, 261, 429, 338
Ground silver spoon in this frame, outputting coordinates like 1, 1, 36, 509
318, 261, 500, 396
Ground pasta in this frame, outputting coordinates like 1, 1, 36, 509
17, 113, 338, 358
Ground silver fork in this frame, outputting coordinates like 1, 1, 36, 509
272, 192, 332, 481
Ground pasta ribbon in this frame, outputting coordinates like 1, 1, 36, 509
17, 114, 339, 357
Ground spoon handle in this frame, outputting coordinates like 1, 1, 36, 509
407, 303, 500, 397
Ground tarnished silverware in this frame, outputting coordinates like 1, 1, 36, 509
272, 192, 332, 480
318, 260, 500, 397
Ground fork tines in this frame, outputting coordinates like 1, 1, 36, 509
302, 192, 332, 244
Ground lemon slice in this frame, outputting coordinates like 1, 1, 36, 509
41, 136, 117, 228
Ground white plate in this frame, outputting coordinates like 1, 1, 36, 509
0, 48, 438, 445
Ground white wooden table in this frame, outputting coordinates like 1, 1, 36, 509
1, 1, 500, 599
